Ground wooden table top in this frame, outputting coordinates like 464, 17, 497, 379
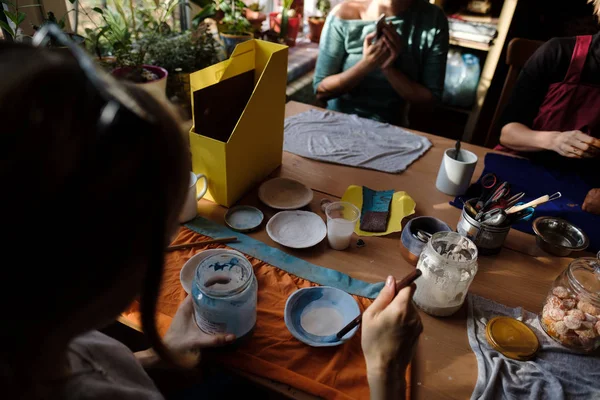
192, 101, 588, 399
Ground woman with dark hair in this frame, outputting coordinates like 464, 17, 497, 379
313, 0, 449, 126
0, 31, 421, 400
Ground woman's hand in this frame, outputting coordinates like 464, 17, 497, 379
583, 189, 600, 215
550, 130, 600, 158
362, 32, 390, 72
164, 296, 235, 354
362, 276, 422, 399
380, 23, 402, 69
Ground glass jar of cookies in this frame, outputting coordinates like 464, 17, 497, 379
539, 257, 600, 352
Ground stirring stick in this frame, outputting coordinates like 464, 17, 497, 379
335, 269, 422, 340
166, 237, 238, 252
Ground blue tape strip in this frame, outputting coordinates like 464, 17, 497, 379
185, 217, 384, 299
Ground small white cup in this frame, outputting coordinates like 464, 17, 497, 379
179, 172, 208, 223
325, 202, 361, 251
435, 148, 478, 196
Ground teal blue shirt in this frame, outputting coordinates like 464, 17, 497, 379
313, 0, 449, 125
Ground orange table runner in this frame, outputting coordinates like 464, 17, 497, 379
122, 227, 411, 399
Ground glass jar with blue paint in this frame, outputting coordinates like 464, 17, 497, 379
192, 250, 257, 338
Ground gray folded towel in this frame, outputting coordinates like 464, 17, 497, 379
284, 110, 432, 174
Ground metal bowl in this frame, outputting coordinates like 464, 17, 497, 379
532, 217, 589, 257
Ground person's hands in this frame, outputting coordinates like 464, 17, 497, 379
163, 296, 236, 354
550, 130, 600, 158
583, 188, 600, 215
362, 32, 390, 72
361, 275, 422, 380
380, 23, 402, 69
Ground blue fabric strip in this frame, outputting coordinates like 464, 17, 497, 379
185, 217, 384, 299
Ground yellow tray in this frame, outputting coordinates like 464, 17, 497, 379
341, 185, 416, 237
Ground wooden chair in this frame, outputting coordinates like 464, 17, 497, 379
484, 38, 545, 148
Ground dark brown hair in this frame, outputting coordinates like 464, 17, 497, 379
0, 41, 190, 396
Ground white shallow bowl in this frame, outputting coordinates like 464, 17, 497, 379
266, 210, 326, 249
179, 248, 246, 294
258, 177, 314, 210
284, 286, 360, 347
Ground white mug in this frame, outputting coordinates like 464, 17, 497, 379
435, 148, 478, 196
179, 172, 208, 223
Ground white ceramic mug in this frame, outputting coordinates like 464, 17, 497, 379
179, 172, 208, 223
435, 148, 478, 196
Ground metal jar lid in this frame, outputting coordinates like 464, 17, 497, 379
485, 316, 540, 361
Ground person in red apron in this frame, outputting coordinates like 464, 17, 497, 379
498, 5, 600, 214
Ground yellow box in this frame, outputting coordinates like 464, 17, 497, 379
189, 39, 288, 207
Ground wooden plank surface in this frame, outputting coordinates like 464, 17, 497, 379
188, 101, 583, 399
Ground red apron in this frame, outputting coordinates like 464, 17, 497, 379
532, 35, 600, 136
497, 35, 600, 154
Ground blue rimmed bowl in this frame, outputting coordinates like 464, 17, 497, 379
284, 286, 360, 347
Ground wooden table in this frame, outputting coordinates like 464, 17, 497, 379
174, 102, 590, 399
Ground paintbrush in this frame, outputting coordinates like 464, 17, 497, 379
331, 269, 423, 341
165, 236, 238, 252
454, 140, 462, 161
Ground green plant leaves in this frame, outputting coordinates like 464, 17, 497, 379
0, 19, 14, 37
192, 3, 216, 28
4, 11, 17, 25
92, 7, 104, 14
189, 0, 213, 8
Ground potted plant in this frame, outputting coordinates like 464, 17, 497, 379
32, 11, 86, 50
308, 0, 330, 43
0, 0, 42, 41
90, 0, 177, 97
146, 23, 221, 118
244, 2, 266, 37
192, 0, 253, 56
269, 0, 301, 47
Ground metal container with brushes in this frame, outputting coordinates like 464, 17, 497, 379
457, 198, 511, 255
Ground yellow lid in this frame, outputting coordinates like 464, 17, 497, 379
485, 317, 539, 361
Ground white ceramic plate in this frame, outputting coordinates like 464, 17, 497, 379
179, 249, 246, 294
266, 211, 326, 249
258, 178, 314, 210
224, 205, 264, 232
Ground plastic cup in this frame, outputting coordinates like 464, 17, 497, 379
325, 202, 361, 250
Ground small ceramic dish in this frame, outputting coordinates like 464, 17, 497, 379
266, 210, 326, 249
284, 286, 360, 347
179, 249, 245, 294
400, 216, 453, 266
532, 216, 589, 257
258, 177, 314, 210
224, 205, 264, 232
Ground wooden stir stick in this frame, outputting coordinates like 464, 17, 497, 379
166, 236, 238, 252
335, 269, 423, 340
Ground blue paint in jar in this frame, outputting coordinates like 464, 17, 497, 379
192, 251, 257, 337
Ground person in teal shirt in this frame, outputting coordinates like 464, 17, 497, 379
313, 0, 449, 126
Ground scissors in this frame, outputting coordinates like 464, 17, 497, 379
481, 181, 511, 211
476, 173, 499, 210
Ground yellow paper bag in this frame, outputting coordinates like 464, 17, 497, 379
189, 40, 288, 207
341, 185, 416, 237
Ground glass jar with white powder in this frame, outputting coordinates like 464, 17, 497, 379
413, 231, 478, 317
192, 251, 257, 338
